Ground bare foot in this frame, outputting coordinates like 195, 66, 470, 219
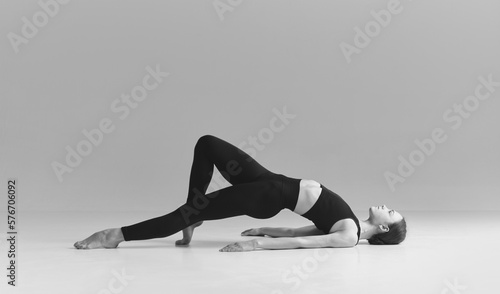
175, 221, 203, 246
74, 228, 124, 249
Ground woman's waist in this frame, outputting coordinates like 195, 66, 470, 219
293, 179, 323, 215
279, 174, 301, 211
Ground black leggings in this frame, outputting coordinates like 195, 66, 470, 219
120, 135, 300, 241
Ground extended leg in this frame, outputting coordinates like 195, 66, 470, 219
74, 135, 281, 249
120, 180, 283, 242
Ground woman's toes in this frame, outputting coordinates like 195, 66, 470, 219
74, 241, 85, 249
175, 239, 189, 246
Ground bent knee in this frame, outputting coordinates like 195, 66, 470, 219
195, 134, 216, 151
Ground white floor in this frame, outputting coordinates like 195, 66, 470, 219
0, 210, 498, 294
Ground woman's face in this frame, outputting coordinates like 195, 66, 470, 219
369, 205, 403, 225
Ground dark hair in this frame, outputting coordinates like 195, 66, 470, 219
368, 218, 407, 245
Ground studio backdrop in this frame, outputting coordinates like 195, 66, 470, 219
1, 0, 499, 212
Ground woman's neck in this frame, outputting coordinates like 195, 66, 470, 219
358, 219, 378, 240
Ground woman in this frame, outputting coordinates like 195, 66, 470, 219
74, 135, 407, 252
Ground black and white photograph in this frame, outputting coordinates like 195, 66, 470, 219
1, 0, 499, 293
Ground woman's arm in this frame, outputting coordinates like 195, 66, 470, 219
255, 231, 357, 249
291, 225, 324, 237
241, 225, 323, 238
220, 231, 357, 252
241, 227, 293, 237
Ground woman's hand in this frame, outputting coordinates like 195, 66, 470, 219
219, 240, 257, 252
240, 228, 264, 236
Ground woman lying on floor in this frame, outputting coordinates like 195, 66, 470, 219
74, 135, 407, 252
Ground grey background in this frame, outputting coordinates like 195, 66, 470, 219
1, 0, 499, 212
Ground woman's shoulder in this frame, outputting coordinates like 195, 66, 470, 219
329, 218, 359, 236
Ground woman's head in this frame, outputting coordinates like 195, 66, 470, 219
367, 205, 407, 245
